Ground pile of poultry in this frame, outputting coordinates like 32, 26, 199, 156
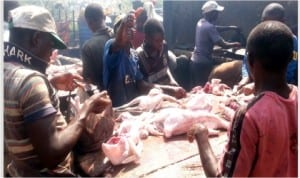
102, 79, 254, 166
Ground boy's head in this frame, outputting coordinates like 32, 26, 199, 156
143, 18, 164, 51
246, 21, 293, 76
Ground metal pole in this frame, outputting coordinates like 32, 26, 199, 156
73, 10, 75, 40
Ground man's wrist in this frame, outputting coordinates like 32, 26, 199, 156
48, 75, 58, 88
195, 132, 209, 142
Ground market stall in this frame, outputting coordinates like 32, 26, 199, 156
95, 78, 254, 177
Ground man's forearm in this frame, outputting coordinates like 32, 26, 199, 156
27, 114, 85, 169
54, 118, 84, 147
111, 23, 130, 52
154, 84, 175, 95
216, 25, 238, 32
195, 135, 219, 177
138, 81, 176, 96
167, 69, 179, 86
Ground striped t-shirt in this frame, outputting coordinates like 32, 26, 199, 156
4, 62, 74, 176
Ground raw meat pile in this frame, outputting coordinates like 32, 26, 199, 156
102, 79, 255, 165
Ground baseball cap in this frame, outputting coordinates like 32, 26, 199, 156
202, 1, 224, 14
9, 5, 67, 49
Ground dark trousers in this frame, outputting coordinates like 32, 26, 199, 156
190, 59, 214, 88
169, 54, 191, 91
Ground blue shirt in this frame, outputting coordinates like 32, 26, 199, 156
241, 35, 298, 85
192, 18, 222, 63
103, 39, 143, 107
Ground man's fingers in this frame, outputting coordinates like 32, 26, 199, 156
90, 92, 112, 108
187, 130, 196, 143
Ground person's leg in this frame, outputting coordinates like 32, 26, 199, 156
190, 60, 213, 87
174, 55, 191, 90
190, 61, 201, 88
167, 51, 178, 72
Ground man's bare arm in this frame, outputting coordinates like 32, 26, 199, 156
26, 92, 112, 169
188, 124, 219, 177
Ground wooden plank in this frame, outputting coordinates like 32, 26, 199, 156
111, 132, 228, 177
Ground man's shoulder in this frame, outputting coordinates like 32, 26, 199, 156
5, 62, 43, 79
199, 22, 216, 34
4, 63, 51, 101
82, 35, 111, 48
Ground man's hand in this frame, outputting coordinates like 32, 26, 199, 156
187, 124, 218, 177
153, 84, 187, 99
115, 12, 136, 47
79, 91, 112, 121
187, 123, 209, 143
238, 82, 254, 95
231, 42, 242, 48
172, 86, 187, 99
49, 72, 83, 91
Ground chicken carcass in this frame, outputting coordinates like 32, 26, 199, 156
152, 108, 230, 138
116, 112, 164, 139
183, 93, 213, 111
114, 88, 180, 112
102, 135, 143, 165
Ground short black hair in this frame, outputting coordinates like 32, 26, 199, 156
247, 21, 293, 73
143, 18, 164, 37
84, 3, 104, 22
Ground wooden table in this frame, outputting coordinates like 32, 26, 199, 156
111, 132, 228, 178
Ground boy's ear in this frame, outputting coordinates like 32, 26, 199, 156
247, 53, 254, 67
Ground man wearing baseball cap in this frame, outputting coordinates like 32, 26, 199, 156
190, 0, 241, 88
4, 5, 112, 176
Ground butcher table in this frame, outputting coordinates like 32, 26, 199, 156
110, 132, 228, 177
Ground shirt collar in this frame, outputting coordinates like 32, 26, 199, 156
4, 42, 49, 73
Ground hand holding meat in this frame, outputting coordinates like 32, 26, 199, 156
169, 86, 187, 99
79, 91, 112, 121
116, 12, 136, 46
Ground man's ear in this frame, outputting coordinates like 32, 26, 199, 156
87, 20, 96, 31
144, 35, 151, 43
31, 31, 40, 48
